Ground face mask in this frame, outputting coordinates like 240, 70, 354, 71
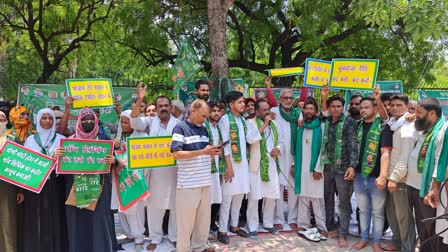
0, 122, 6, 134
14, 118, 29, 126
82, 123, 95, 133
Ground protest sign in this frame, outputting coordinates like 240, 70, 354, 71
66, 78, 114, 108
0, 140, 56, 193
57, 139, 114, 174
127, 136, 176, 170
266, 67, 304, 77
418, 89, 448, 118
329, 58, 379, 90
252, 87, 314, 104
303, 58, 332, 88
114, 149, 150, 211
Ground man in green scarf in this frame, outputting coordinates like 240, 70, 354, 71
406, 98, 448, 251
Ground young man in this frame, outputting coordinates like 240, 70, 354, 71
195, 80, 210, 101
348, 93, 363, 123
244, 98, 256, 120
246, 100, 281, 238
292, 97, 327, 242
171, 99, 220, 252
217, 91, 260, 244
352, 97, 392, 252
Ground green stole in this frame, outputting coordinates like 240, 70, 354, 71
255, 118, 279, 182
34, 133, 57, 156
205, 120, 225, 174
279, 106, 301, 155
434, 125, 448, 183
419, 116, 446, 197
228, 112, 248, 163
321, 115, 346, 169
295, 118, 322, 194
357, 117, 382, 177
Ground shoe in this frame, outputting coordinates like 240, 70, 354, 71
264, 227, 280, 235
230, 228, 249, 238
309, 227, 327, 241
248, 231, 258, 239
217, 232, 230, 244
208, 230, 218, 241
298, 228, 320, 242
146, 243, 157, 251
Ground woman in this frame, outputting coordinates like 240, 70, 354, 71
20, 108, 67, 252
0, 112, 18, 252
9, 106, 32, 145
59, 107, 115, 252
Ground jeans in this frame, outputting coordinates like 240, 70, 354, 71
354, 173, 387, 243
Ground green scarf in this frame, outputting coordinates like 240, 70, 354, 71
435, 125, 448, 183
205, 120, 225, 174
256, 118, 279, 182
279, 106, 301, 155
228, 112, 248, 163
357, 117, 382, 178
321, 115, 346, 169
73, 174, 102, 208
34, 133, 57, 155
419, 116, 446, 197
295, 118, 322, 194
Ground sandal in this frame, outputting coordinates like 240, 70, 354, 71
298, 228, 320, 242
309, 228, 327, 241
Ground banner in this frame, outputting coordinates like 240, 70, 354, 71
329, 58, 379, 90
66, 78, 114, 108
168, 39, 202, 92
127, 136, 176, 170
266, 67, 304, 77
17, 84, 137, 127
303, 58, 332, 88
252, 87, 314, 104
114, 148, 150, 211
57, 139, 114, 174
0, 140, 56, 193
418, 90, 448, 118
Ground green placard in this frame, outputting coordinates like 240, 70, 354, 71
0, 140, 56, 193
57, 139, 114, 174
418, 89, 448, 119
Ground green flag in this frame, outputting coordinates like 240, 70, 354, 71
168, 39, 202, 91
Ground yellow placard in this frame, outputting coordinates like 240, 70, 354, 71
267, 67, 304, 77
126, 136, 176, 170
66, 78, 114, 108
329, 59, 379, 90
303, 58, 331, 88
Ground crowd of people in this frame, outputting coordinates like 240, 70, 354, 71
0, 77, 447, 252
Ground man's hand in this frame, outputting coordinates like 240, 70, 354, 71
344, 167, 355, 180
375, 176, 387, 190
424, 183, 441, 208
297, 118, 303, 128
265, 76, 272, 88
203, 145, 221, 156
270, 111, 277, 120
17, 192, 24, 204
104, 154, 116, 164
53, 147, 66, 158
321, 85, 330, 97
373, 85, 382, 101
313, 172, 322, 180
114, 98, 122, 115
264, 114, 273, 125
289, 165, 295, 177
65, 96, 74, 111
224, 167, 234, 183
270, 147, 280, 158
405, 113, 416, 122
388, 180, 398, 193
136, 82, 146, 101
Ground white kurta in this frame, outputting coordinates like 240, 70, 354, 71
298, 125, 324, 199
271, 106, 293, 186
24, 133, 65, 159
218, 114, 260, 196
209, 122, 223, 204
247, 119, 281, 200
433, 122, 448, 244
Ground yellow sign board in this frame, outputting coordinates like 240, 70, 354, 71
303, 58, 331, 88
66, 78, 114, 108
329, 59, 379, 90
266, 67, 304, 77
126, 136, 176, 170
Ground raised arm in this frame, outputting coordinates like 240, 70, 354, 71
265, 76, 278, 107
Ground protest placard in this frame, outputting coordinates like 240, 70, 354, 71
266, 67, 304, 77
344, 80, 403, 107
0, 140, 56, 193
252, 87, 314, 104
57, 139, 114, 174
66, 78, 114, 108
418, 89, 448, 118
329, 58, 379, 90
303, 58, 332, 88
127, 136, 176, 170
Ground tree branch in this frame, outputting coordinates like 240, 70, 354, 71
228, 10, 244, 60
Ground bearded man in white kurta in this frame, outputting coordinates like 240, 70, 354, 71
247, 100, 282, 237
217, 91, 261, 244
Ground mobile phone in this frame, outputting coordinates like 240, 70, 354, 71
219, 140, 230, 148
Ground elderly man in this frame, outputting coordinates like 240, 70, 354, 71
171, 99, 186, 120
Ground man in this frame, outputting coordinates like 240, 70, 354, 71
381, 93, 393, 117
406, 98, 447, 251
244, 98, 256, 120
384, 94, 417, 252
348, 93, 363, 123
352, 97, 392, 252
195, 80, 210, 101
130, 83, 179, 251
145, 103, 157, 117
217, 91, 260, 244
291, 97, 327, 241
246, 100, 281, 238
320, 94, 358, 248
171, 99, 186, 120
408, 100, 417, 114
204, 100, 225, 239
171, 99, 220, 252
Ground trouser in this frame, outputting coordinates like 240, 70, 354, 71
274, 185, 298, 225
176, 186, 211, 252
324, 170, 353, 236
386, 182, 415, 252
210, 203, 220, 230
354, 174, 386, 243
119, 208, 146, 244
297, 196, 327, 231
219, 194, 244, 233
247, 197, 276, 232
147, 205, 176, 244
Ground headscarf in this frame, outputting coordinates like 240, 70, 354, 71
0, 111, 8, 145
9, 106, 31, 143
35, 108, 57, 146
0, 101, 11, 128
116, 110, 132, 140
74, 107, 99, 139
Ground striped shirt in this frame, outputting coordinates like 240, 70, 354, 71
171, 120, 212, 188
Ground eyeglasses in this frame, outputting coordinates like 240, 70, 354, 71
281, 96, 294, 100
79, 107, 95, 115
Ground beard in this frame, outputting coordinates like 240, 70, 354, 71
415, 117, 430, 131
198, 94, 209, 101
349, 107, 360, 117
